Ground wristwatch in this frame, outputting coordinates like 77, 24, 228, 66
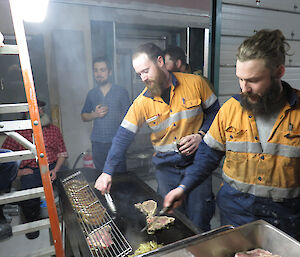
198, 130, 206, 137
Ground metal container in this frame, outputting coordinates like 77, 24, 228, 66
143, 220, 300, 257
57, 168, 198, 257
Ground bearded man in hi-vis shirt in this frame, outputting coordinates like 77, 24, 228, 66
164, 29, 300, 241
95, 43, 220, 231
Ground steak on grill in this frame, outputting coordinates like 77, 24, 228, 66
146, 216, 175, 234
234, 248, 281, 257
86, 225, 113, 249
135, 200, 157, 217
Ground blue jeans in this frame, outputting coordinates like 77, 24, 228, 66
217, 182, 300, 241
155, 164, 215, 231
92, 141, 126, 173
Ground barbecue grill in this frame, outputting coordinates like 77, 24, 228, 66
61, 171, 132, 257
57, 168, 199, 257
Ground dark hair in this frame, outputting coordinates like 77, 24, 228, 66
163, 46, 187, 65
237, 29, 290, 70
93, 56, 112, 71
132, 43, 163, 63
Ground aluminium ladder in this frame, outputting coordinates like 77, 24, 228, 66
0, 0, 64, 256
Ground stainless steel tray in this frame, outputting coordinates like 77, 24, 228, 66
144, 220, 300, 257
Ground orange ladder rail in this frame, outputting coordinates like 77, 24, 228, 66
9, 0, 65, 256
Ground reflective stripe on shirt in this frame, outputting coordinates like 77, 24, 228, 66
223, 172, 300, 200
148, 106, 202, 133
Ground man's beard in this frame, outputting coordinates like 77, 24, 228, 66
96, 78, 109, 87
145, 66, 167, 97
240, 78, 286, 115
40, 113, 51, 127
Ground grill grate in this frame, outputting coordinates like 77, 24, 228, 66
62, 171, 132, 257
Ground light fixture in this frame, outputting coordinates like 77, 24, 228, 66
14, 0, 49, 23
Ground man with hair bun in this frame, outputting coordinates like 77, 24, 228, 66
164, 29, 300, 241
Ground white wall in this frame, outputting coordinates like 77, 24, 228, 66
218, 0, 300, 105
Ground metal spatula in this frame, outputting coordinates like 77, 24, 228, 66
104, 193, 117, 214
140, 206, 170, 232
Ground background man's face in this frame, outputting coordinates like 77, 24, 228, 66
133, 53, 166, 97
164, 54, 177, 72
93, 62, 110, 86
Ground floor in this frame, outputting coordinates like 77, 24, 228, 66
0, 163, 222, 257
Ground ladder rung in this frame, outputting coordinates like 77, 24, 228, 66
0, 120, 32, 132
0, 187, 44, 205
30, 246, 56, 257
0, 44, 19, 55
0, 103, 29, 114
12, 218, 50, 236
0, 150, 35, 163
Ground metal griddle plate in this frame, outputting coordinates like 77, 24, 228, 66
58, 168, 198, 256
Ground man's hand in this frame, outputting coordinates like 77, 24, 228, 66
49, 168, 58, 182
17, 168, 33, 177
178, 134, 202, 156
94, 104, 108, 118
163, 187, 185, 212
94, 173, 112, 194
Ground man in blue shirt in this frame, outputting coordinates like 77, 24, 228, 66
81, 56, 130, 172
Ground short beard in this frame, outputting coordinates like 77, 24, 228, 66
96, 79, 109, 87
40, 113, 51, 127
240, 78, 286, 115
145, 65, 167, 97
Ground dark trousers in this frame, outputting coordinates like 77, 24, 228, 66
155, 164, 215, 231
92, 141, 126, 173
20, 162, 57, 221
217, 182, 300, 241
0, 149, 19, 192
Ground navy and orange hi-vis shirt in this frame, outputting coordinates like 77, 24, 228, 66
182, 81, 300, 201
103, 72, 219, 175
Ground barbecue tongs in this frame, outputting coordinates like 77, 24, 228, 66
140, 206, 171, 232
104, 193, 117, 214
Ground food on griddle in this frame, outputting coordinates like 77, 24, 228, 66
135, 200, 157, 216
234, 248, 281, 257
87, 225, 113, 249
79, 202, 107, 225
64, 179, 88, 191
64, 179, 107, 225
129, 241, 163, 256
146, 216, 175, 234
135, 200, 175, 234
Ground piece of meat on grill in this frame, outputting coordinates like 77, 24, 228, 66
146, 216, 175, 234
234, 248, 281, 257
135, 200, 157, 217
86, 225, 114, 249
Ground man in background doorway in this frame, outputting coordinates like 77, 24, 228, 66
164, 46, 192, 73
164, 46, 214, 91
81, 56, 130, 172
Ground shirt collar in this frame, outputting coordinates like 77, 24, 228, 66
143, 72, 179, 99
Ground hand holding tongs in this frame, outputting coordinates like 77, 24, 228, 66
140, 206, 171, 233
104, 193, 117, 214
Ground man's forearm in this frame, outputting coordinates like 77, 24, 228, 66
53, 156, 66, 172
200, 100, 220, 133
81, 112, 96, 122
103, 126, 135, 175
